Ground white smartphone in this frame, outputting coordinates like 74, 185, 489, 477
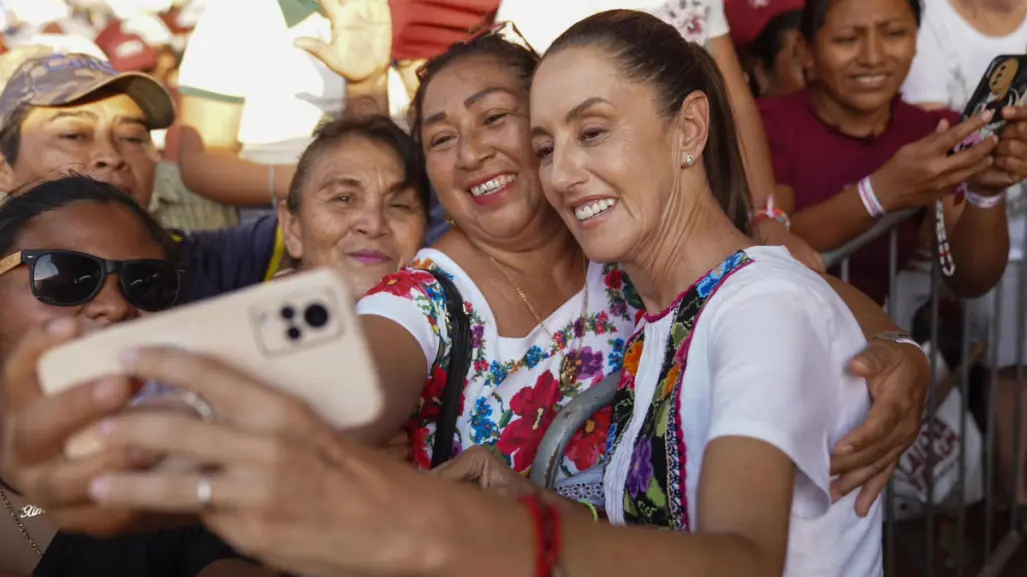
37, 268, 383, 458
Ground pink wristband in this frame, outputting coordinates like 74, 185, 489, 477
858, 177, 886, 218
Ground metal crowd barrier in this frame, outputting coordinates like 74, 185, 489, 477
531, 209, 1027, 577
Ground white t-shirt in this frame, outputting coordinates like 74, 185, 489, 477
356, 249, 641, 501
901, 0, 1027, 260
177, 0, 345, 164
496, 0, 729, 53
604, 246, 882, 577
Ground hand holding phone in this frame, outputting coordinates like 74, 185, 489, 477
952, 55, 1027, 155
37, 269, 384, 459
870, 112, 998, 212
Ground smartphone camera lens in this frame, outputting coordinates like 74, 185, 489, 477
304, 303, 330, 329
280, 306, 295, 320
286, 326, 302, 341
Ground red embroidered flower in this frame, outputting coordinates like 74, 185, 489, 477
408, 424, 432, 470
367, 270, 436, 298
564, 405, 613, 471
408, 366, 467, 471
496, 371, 562, 472
417, 364, 449, 423
604, 269, 624, 290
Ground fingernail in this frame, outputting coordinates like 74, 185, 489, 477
98, 418, 116, 437
836, 444, 854, 455
88, 477, 111, 501
119, 349, 140, 367
984, 109, 996, 121
45, 318, 75, 335
93, 378, 125, 403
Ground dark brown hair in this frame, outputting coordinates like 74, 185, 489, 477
546, 10, 751, 234
408, 34, 539, 148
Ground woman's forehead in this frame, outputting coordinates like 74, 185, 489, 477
13, 202, 163, 260
424, 55, 528, 106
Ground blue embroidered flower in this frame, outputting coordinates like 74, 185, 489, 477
523, 345, 544, 368
423, 281, 444, 304
470, 398, 498, 444
697, 252, 746, 297
607, 338, 625, 370
489, 360, 508, 383
606, 422, 619, 455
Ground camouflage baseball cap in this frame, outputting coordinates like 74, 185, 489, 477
0, 53, 174, 130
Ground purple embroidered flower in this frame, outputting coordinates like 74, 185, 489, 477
626, 437, 654, 499
471, 324, 485, 348
569, 347, 604, 381
610, 301, 627, 318
573, 318, 586, 338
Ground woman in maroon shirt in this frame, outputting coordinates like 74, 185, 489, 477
760, 0, 1020, 304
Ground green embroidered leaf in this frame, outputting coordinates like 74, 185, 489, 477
498, 409, 513, 428
646, 484, 668, 508
655, 401, 671, 438
670, 322, 688, 349
623, 493, 638, 516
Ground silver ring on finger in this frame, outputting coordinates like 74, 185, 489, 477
180, 390, 217, 421
196, 475, 213, 508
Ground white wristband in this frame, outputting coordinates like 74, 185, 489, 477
858, 176, 886, 218
873, 331, 926, 356
965, 189, 1004, 209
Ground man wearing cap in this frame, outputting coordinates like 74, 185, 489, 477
0, 52, 284, 302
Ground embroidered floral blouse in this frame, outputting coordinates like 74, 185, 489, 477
357, 248, 643, 501
602, 247, 882, 576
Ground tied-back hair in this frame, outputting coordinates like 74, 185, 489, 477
286, 115, 432, 215
408, 34, 540, 146
546, 10, 751, 234
0, 174, 177, 257
801, 0, 922, 41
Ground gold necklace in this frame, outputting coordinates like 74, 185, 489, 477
0, 486, 42, 557
485, 254, 591, 390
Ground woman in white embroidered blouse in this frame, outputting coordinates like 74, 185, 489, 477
31, 11, 930, 575
532, 10, 880, 574
64, 13, 894, 575
353, 23, 923, 506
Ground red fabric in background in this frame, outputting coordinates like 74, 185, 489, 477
390, 0, 499, 60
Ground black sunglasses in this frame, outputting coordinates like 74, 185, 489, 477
0, 249, 184, 312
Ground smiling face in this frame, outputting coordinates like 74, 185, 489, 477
419, 53, 551, 244
281, 135, 427, 297
530, 46, 709, 265
807, 0, 918, 115
3, 92, 158, 206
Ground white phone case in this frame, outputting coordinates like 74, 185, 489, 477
37, 268, 383, 458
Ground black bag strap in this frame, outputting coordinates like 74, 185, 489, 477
428, 269, 471, 468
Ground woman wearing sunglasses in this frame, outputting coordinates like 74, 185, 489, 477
0, 175, 268, 577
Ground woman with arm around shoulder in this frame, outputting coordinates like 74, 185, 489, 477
521, 11, 878, 575
77, 12, 882, 577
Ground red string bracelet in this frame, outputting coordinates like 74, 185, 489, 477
519, 494, 563, 577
